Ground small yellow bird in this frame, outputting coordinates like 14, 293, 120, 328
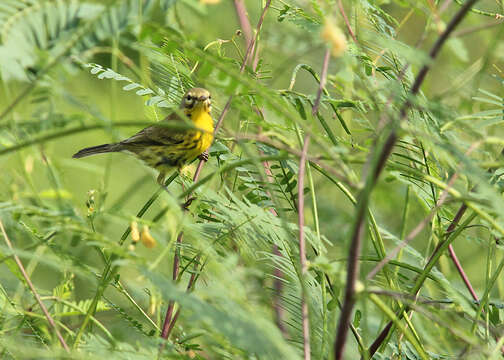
72, 88, 214, 185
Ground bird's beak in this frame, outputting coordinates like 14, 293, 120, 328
199, 96, 211, 111
191, 95, 211, 111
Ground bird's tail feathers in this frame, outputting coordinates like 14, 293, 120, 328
72, 143, 120, 159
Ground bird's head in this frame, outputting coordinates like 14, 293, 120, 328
181, 87, 211, 115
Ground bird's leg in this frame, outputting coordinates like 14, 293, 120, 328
198, 151, 209, 162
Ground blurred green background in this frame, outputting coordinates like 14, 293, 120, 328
1, 0, 504, 358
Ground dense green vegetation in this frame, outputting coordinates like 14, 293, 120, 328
1, 0, 504, 358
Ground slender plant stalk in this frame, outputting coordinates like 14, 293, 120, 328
163, 256, 200, 339
333, 1, 479, 358
73, 172, 178, 348
453, 19, 503, 37
113, 281, 160, 332
160, 232, 183, 339
0, 220, 70, 352
298, 134, 311, 360
337, 0, 357, 43
291, 47, 331, 360
233, 0, 253, 48
447, 245, 479, 301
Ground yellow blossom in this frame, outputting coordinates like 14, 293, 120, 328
141, 226, 157, 248
321, 19, 347, 57
130, 221, 140, 242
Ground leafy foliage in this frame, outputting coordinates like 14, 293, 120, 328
1, 0, 504, 359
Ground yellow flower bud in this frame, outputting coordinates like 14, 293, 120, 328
141, 226, 156, 248
130, 221, 140, 242
321, 19, 347, 58
149, 296, 157, 316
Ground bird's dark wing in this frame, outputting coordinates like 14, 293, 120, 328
119, 113, 188, 151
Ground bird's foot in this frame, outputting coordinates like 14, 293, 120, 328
198, 151, 209, 162
181, 197, 196, 210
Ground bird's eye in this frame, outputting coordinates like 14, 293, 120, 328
208, 95, 211, 99
186, 95, 192, 101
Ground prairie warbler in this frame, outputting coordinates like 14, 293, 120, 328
73, 88, 214, 184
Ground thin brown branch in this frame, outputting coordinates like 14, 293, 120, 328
0, 220, 70, 352
160, 232, 183, 339
333, 212, 365, 360
447, 244, 479, 301
298, 134, 311, 360
333, 1, 479, 358
163, 256, 199, 339
233, 0, 253, 47
159, 0, 272, 342
337, 0, 357, 43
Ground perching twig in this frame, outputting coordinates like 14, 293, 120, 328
333, 1, 479, 359
0, 220, 70, 352
159, 0, 272, 342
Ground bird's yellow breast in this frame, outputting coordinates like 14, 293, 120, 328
190, 108, 214, 155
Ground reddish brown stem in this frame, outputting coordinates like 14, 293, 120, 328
164, 256, 199, 339
160, 232, 183, 339
333, 1, 478, 358
448, 244, 479, 302
337, 0, 357, 43
233, 0, 253, 48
